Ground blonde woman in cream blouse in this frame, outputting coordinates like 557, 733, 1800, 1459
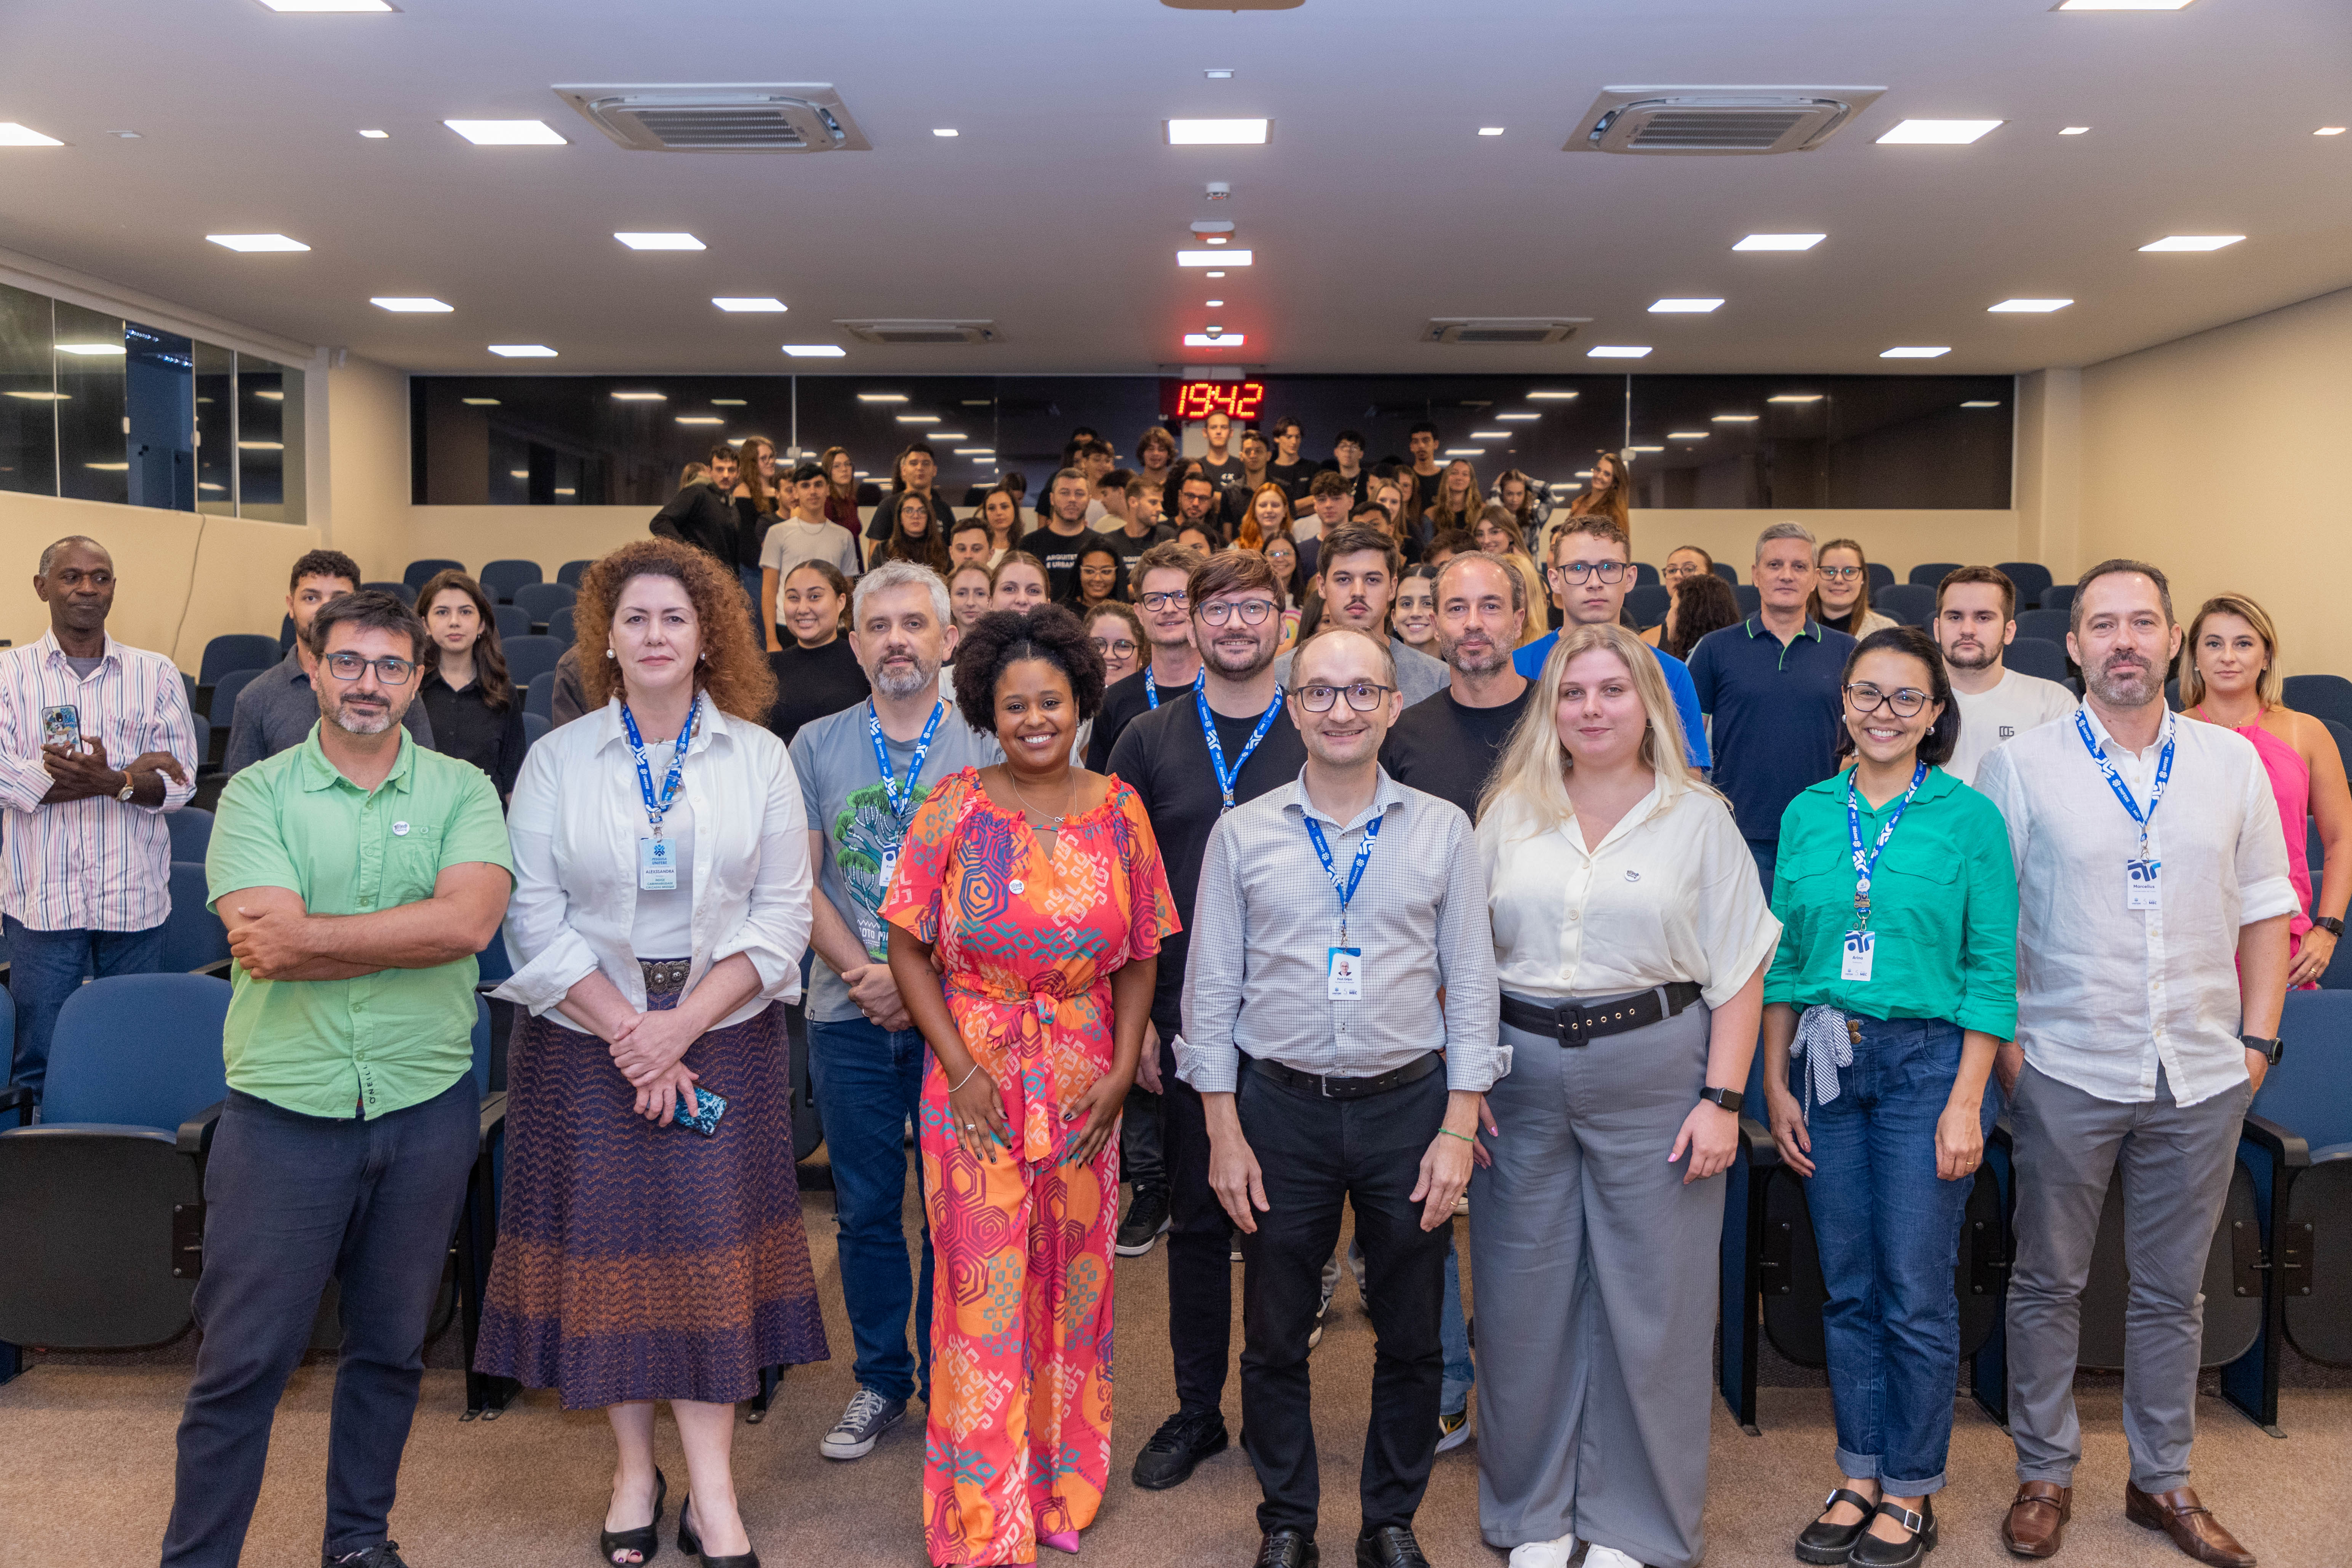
1470, 622, 1781, 1568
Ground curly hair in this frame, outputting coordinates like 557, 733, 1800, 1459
575, 536, 777, 722
950, 603, 1107, 734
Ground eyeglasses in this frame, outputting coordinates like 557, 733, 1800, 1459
1295, 682, 1395, 713
1844, 682, 1930, 717
323, 652, 416, 685
1819, 565, 1864, 582
1549, 560, 1629, 584
1140, 590, 1191, 611
1093, 637, 1138, 660
1199, 597, 1278, 626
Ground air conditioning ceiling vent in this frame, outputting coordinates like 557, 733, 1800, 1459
1424, 318, 1588, 346
555, 85, 871, 153
840, 320, 1002, 346
1569, 86, 1885, 155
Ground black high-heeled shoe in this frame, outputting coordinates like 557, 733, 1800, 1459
598, 1468, 667, 1566
677, 1496, 761, 1568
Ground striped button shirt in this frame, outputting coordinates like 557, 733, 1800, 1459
0, 632, 200, 931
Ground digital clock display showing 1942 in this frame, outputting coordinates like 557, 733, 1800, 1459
1170, 380, 1266, 421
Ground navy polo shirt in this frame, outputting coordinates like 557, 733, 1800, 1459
1686, 615, 1857, 844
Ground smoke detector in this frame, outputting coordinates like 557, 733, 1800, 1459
1568, 86, 1885, 155
837, 320, 1002, 346
554, 85, 871, 152
1423, 318, 1589, 346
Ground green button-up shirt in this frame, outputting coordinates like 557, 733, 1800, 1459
206, 724, 514, 1118
1765, 764, 2020, 1039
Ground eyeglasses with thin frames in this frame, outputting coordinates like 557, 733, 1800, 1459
1548, 560, 1629, 584
1819, 565, 1865, 582
1198, 598, 1278, 627
323, 652, 416, 686
1295, 682, 1395, 713
1092, 637, 1138, 660
1844, 681, 1930, 718
1140, 590, 1191, 611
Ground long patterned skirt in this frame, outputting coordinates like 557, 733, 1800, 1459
474, 997, 828, 1407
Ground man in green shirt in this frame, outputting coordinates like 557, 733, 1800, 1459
164, 589, 513, 1568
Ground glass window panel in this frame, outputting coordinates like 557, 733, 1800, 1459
0, 283, 58, 496
53, 301, 128, 505
125, 321, 195, 512
768, 375, 1003, 506
236, 358, 306, 523
194, 341, 235, 514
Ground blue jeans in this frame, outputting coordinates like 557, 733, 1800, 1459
1441, 1234, 1474, 1415
1745, 837, 1777, 897
807, 1014, 934, 1403
1798, 1016, 1999, 1495
5, 915, 167, 1104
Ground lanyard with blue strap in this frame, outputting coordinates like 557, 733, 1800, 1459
1845, 758, 1927, 933
868, 699, 944, 825
1795, 757, 1925, 1109
1303, 810, 1384, 946
620, 694, 699, 890
1197, 669, 1283, 811
2075, 707, 2173, 907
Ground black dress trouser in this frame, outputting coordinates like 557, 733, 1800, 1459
1157, 1000, 1235, 1416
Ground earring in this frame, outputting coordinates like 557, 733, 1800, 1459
605, 649, 616, 659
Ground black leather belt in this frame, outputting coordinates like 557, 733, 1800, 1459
1243, 1050, 1443, 1099
1499, 982, 1702, 1048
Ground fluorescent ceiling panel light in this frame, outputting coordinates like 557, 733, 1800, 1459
856, 393, 907, 403
237, 441, 285, 451
2061, 126, 2091, 135
1183, 333, 1246, 347
1204, 69, 1235, 80
930, 432, 967, 440
676, 416, 722, 425
1496, 412, 1539, 421
254, 390, 284, 400
782, 344, 845, 357
85, 462, 130, 471
932, 128, 959, 137
1668, 431, 1709, 439
488, 344, 556, 357
1165, 118, 1270, 145
1205, 299, 1225, 306
1881, 346, 1952, 358
896, 414, 939, 423
1471, 430, 1508, 439
1206, 270, 1226, 278
1734, 233, 1824, 251
199, 482, 226, 491
207, 233, 310, 252
1443, 448, 1485, 456
461, 397, 500, 405
1587, 345, 1652, 358
1712, 414, 1760, 423
2139, 234, 2244, 251
610, 391, 666, 401
1649, 298, 1723, 313
1525, 390, 1579, 400
1768, 394, 1824, 403
509, 469, 530, 478
1876, 119, 2004, 145
1574, 470, 1593, 478
614, 232, 702, 250
1960, 400, 2002, 408
359, 128, 389, 139
445, 119, 565, 146
1179, 249, 1252, 267
0, 123, 65, 147
371, 296, 451, 312
4, 391, 66, 400
2055, 0, 2193, 8
553, 488, 575, 495
257, 0, 395, 10
954, 448, 993, 456
713, 297, 787, 312
960, 400, 991, 406
710, 399, 747, 406
1478, 126, 1506, 136
56, 342, 126, 356
1989, 298, 2073, 312
2317, 127, 2347, 136
1625, 445, 1664, 453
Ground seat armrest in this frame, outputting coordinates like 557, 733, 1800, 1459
197, 958, 234, 981
0, 1083, 31, 1126
178, 1098, 227, 1157
1737, 1114, 1780, 1167
478, 1090, 507, 1154
2239, 1112, 2311, 1170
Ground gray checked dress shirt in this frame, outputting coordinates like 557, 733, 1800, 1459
1178, 766, 1503, 1094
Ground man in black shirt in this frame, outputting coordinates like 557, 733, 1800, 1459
1102, 475, 1174, 565
1222, 428, 1274, 534
861, 442, 950, 552
1405, 421, 1447, 509
1171, 469, 1222, 546
1197, 410, 1245, 494
1029, 467, 1094, 600
650, 445, 741, 564
1109, 549, 1307, 1495
1266, 416, 1317, 510
1087, 542, 1206, 772
1317, 429, 1371, 508
1381, 550, 1531, 821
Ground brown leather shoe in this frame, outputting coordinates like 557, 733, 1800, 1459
2001, 1482, 2073, 1558
2125, 1483, 2256, 1567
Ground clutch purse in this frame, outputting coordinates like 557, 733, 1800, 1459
673, 1084, 728, 1136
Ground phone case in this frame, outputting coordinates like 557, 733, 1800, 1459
41, 705, 81, 751
674, 1084, 727, 1136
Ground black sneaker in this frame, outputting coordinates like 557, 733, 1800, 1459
1130, 1408, 1229, 1490
1115, 1185, 1171, 1256
324, 1545, 410, 1568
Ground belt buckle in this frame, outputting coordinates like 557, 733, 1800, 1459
1556, 1003, 1589, 1048
1320, 1070, 1333, 1098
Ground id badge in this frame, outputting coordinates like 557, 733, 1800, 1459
878, 844, 900, 889
1327, 947, 1363, 1000
638, 835, 679, 892
40, 704, 80, 751
1841, 929, 1875, 983
2126, 857, 2160, 910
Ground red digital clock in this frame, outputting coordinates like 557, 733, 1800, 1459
1171, 380, 1267, 421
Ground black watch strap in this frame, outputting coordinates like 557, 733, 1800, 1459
1698, 1086, 1744, 1114
2314, 915, 2344, 937
2241, 1034, 2284, 1066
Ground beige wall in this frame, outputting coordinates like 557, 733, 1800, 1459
2080, 284, 2352, 678
320, 352, 413, 578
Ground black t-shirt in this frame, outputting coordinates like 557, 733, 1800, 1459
1102, 523, 1174, 563
1267, 459, 1316, 503
767, 638, 871, 747
1378, 683, 1535, 819
1107, 691, 1309, 1021
1315, 461, 1371, 507
1196, 456, 1245, 494
1030, 522, 1092, 600
864, 487, 949, 542
1087, 669, 1198, 773
419, 671, 528, 800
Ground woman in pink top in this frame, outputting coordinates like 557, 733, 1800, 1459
2182, 593, 2352, 987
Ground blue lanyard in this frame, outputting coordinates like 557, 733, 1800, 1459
1197, 670, 1283, 810
619, 693, 700, 836
1845, 759, 1926, 927
1304, 811, 1384, 943
1146, 681, 1158, 710
869, 700, 944, 824
2074, 709, 2173, 854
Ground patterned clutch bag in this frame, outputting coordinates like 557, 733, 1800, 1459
673, 1085, 728, 1137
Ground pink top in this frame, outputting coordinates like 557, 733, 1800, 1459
2205, 710, 2316, 978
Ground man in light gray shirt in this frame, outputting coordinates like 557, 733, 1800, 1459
1272, 522, 1448, 708
1181, 624, 1498, 1568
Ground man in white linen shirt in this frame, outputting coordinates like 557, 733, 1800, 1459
1933, 566, 2075, 787
1181, 625, 1499, 1568
1972, 560, 2290, 1568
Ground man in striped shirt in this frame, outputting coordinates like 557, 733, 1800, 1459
0, 536, 199, 1102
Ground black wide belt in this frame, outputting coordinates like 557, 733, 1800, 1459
1243, 1050, 1443, 1099
1500, 982, 1702, 1048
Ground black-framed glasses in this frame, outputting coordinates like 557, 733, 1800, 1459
1549, 560, 1629, 584
1819, 565, 1864, 582
1140, 590, 1190, 611
1093, 637, 1138, 660
1199, 598, 1278, 626
1295, 682, 1394, 713
323, 652, 416, 685
1845, 682, 1929, 718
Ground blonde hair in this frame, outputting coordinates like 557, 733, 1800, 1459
1478, 622, 1706, 839
2179, 593, 2283, 711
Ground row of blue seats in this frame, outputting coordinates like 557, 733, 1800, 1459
402, 558, 594, 605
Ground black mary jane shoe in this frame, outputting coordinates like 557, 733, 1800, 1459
676, 1496, 760, 1568
1850, 1497, 1936, 1568
599, 1469, 667, 1566
1795, 1487, 1880, 1565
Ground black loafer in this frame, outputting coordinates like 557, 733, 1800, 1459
1851, 1497, 1936, 1568
1796, 1487, 1878, 1565
1254, 1529, 1318, 1568
1355, 1525, 1430, 1568
1131, 1408, 1229, 1490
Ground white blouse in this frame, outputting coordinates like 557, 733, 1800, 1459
496, 698, 813, 1033
1479, 778, 1782, 1008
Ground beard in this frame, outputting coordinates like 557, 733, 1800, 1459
1941, 637, 1999, 672
2086, 653, 2163, 709
325, 694, 395, 736
1441, 632, 1507, 677
1203, 633, 1277, 681
873, 650, 938, 699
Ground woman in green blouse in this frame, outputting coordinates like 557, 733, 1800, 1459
1761, 625, 2019, 1568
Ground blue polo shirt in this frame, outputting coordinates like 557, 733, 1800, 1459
1513, 630, 1712, 768
1685, 616, 1856, 843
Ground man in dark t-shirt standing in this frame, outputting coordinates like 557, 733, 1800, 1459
1381, 551, 1533, 818
1030, 466, 1095, 600
1086, 543, 1206, 773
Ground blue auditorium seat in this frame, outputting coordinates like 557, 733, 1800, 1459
2040, 584, 2076, 616
546, 605, 575, 647
364, 580, 419, 608
159, 863, 230, 975
556, 559, 593, 588
502, 635, 565, 689
1995, 561, 2055, 610
1735, 585, 1760, 616
197, 634, 279, 689
1874, 584, 1936, 627
404, 558, 465, 590
2005, 638, 2068, 683
513, 581, 576, 629
1623, 584, 1670, 627
525, 670, 558, 722
1866, 562, 1894, 592
491, 605, 531, 643
522, 712, 549, 750
166, 807, 213, 864
1711, 562, 1739, 587
478, 558, 542, 604
1907, 561, 1962, 587
1632, 562, 1659, 586
2014, 608, 2070, 645
2283, 674, 2352, 732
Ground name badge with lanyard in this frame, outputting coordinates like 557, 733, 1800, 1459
2076, 708, 2172, 910
868, 698, 945, 889
1842, 759, 1926, 983
1304, 810, 1385, 999
1197, 671, 1284, 813
622, 694, 701, 891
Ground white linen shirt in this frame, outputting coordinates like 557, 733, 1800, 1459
1479, 779, 1781, 1008
1972, 704, 2296, 1108
496, 697, 813, 1031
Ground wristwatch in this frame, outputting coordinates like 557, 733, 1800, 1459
114, 771, 138, 803
1697, 1086, 1744, 1114
2314, 915, 2344, 937
2240, 1033, 2284, 1066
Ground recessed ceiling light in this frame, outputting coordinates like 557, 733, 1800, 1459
1712, 413, 1760, 422
954, 448, 994, 456
1881, 346, 1953, 358
1471, 430, 1508, 439
783, 345, 847, 357
2054, 0, 2193, 9
1587, 346, 1652, 358
1734, 233, 1825, 251
107, 130, 141, 139
932, 127, 959, 137
2318, 127, 2347, 137
56, 342, 126, 356
1525, 390, 1579, 400
676, 416, 723, 425
711, 399, 747, 406
1204, 69, 1235, 80
1443, 448, 1485, 456
1179, 249, 1252, 267
1649, 298, 1724, 313
1668, 431, 1710, 439
254, 390, 284, 401
1573, 470, 1593, 478
896, 414, 939, 424
84, 462, 131, 471
488, 344, 557, 357
610, 391, 666, 401
2060, 126, 2091, 135
0, 123, 66, 147
444, 119, 565, 146
713, 296, 787, 312
856, 393, 907, 403
553, 487, 576, 496
1960, 400, 2003, 408
1184, 333, 1246, 347
930, 432, 968, 441
1768, 394, 1825, 403
3, 390, 67, 400
1877, 119, 2005, 145
359, 128, 389, 139
461, 397, 500, 405
236, 441, 286, 451
257, 0, 395, 9
2139, 234, 2244, 251
1205, 270, 1226, 278
370, 296, 451, 311
1496, 413, 1540, 421
1205, 299, 1225, 307
1204, 235, 1228, 245
509, 468, 529, 478
615, 232, 702, 250
1478, 126, 1506, 136
1166, 118, 1270, 145
207, 233, 310, 252
1989, 298, 2074, 312
1625, 445, 1665, 453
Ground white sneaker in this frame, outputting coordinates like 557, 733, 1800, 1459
1584, 1547, 1645, 1568
1507, 1534, 1576, 1568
